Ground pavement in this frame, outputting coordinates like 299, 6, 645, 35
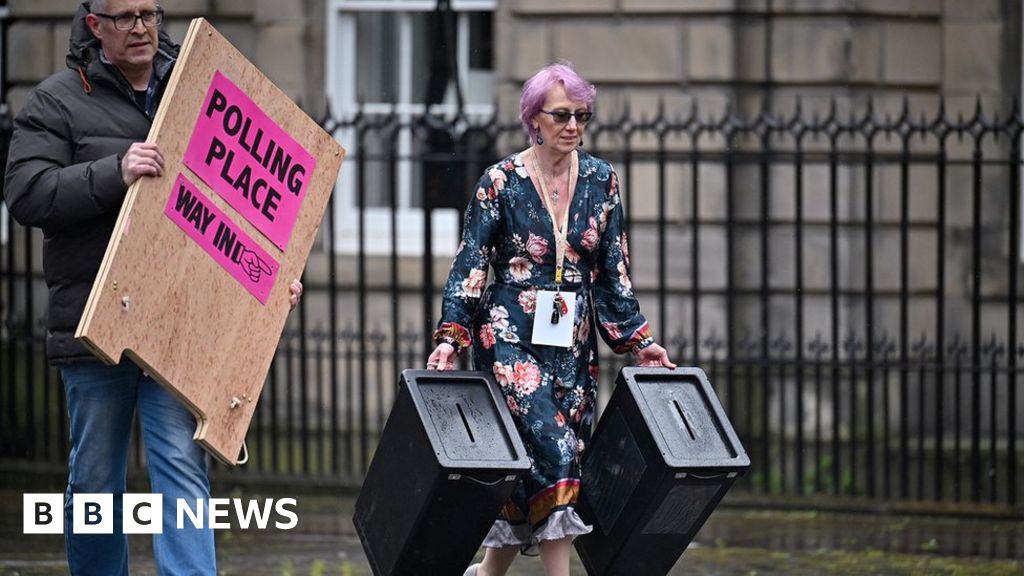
0, 490, 1021, 575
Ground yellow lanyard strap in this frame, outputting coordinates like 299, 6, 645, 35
528, 148, 578, 290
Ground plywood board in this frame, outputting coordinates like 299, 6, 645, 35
75, 18, 345, 465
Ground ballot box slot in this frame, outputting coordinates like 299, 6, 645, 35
456, 402, 476, 443
673, 399, 698, 442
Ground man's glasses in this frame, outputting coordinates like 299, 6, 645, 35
93, 9, 164, 31
540, 109, 594, 124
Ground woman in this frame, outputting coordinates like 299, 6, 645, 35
427, 62, 675, 576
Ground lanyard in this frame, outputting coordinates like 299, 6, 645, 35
528, 148, 578, 289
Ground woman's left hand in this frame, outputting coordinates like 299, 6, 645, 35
288, 279, 303, 311
635, 343, 676, 368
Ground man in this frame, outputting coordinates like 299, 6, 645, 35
4, 2, 301, 573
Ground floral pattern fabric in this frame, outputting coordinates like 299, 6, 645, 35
434, 149, 653, 546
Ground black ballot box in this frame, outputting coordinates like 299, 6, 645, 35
575, 367, 750, 576
354, 370, 531, 576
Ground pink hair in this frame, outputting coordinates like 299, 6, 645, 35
519, 62, 596, 143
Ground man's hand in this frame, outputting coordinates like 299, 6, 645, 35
121, 142, 165, 187
288, 279, 303, 311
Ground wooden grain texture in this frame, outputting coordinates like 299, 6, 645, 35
75, 19, 345, 466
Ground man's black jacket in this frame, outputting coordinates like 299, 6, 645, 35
4, 1, 178, 362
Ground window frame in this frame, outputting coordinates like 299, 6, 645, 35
1, 4, 9, 247
325, 0, 497, 256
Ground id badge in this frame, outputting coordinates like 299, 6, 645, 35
531, 290, 576, 347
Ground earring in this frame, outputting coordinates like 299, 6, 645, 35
536, 135, 544, 145
578, 137, 584, 148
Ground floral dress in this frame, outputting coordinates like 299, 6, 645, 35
433, 149, 655, 548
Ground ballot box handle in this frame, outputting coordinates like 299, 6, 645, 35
447, 473, 519, 487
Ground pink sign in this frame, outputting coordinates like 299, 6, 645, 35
165, 173, 279, 304
182, 70, 316, 251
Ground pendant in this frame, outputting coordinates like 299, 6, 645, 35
550, 292, 568, 324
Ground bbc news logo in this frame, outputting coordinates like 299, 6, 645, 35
23, 494, 298, 534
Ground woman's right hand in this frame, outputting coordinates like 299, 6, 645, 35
426, 343, 457, 371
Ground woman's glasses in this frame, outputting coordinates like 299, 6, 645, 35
540, 110, 593, 124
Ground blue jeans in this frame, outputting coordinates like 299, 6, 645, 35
60, 359, 216, 575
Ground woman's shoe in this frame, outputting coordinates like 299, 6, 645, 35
463, 563, 480, 576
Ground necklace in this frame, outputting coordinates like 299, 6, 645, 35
532, 151, 570, 208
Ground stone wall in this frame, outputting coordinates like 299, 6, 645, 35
495, 0, 1017, 132
494, 0, 1022, 347
5, 0, 326, 115
3, 0, 1022, 348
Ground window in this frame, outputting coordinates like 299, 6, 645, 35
326, 0, 496, 255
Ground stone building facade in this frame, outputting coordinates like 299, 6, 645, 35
3, 0, 1022, 346
6, 0, 1017, 147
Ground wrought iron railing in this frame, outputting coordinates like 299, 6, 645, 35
2, 98, 1023, 509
